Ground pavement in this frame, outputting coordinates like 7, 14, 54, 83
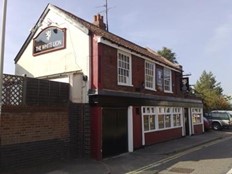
2, 130, 232, 174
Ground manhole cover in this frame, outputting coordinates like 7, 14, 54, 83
169, 167, 194, 173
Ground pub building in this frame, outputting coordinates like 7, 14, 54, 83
14, 4, 203, 160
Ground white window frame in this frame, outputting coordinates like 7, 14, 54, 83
145, 61, 156, 90
164, 68, 172, 93
173, 107, 182, 127
191, 108, 203, 125
142, 107, 157, 132
117, 50, 132, 86
158, 107, 172, 129
142, 106, 183, 133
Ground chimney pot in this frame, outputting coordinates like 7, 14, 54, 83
93, 14, 106, 30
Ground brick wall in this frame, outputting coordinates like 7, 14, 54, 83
100, 44, 182, 96
68, 103, 91, 158
0, 105, 70, 169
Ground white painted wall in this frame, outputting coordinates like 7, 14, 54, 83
16, 9, 90, 78
69, 73, 88, 103
15, 8, 91, 103
49, 73, 88, 103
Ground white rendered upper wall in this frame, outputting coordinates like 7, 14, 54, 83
15, 9, 90, 79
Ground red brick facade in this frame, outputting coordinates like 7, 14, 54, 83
97, 43, 183, 97
1, 106, 69, 146
0, 106, 70, 168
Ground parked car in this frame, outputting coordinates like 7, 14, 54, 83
203, 116, 211, 131
204, 111, 232, 130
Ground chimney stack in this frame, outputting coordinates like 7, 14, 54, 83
93, 14, 106, 30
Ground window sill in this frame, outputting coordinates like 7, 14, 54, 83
193, 123, 203, 126
145, 87, 156, 91
144, 126, 182, 133
164, 90, 173, 94
117, 83, 133, 87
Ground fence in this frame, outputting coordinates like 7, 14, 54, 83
2, 74, 69, 106
1, 74, 91, 170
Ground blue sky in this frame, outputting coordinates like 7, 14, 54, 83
2, 0, 232, 96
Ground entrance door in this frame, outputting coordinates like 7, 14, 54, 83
102, 108, 128, 158
184, 108, 190, 135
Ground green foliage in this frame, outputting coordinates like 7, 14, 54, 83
194, 71, 231, 112
157, 47, 178, 64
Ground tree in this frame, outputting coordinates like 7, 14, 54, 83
157, 47, 178, 64
194, 71, 231, 112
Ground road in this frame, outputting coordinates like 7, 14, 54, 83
130, 135, 232, 174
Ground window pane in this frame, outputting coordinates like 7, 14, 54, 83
165, 115, 171, 127
173, 114, 177, 126
164, 68, 171, 92
157, 68, 163, 91
158, 115, 164, 129
150, 115, 155, 130
192, 114, 201, 123
173, 114, 181, 127
143, 107, 145, 113
192, 108, 202, 124
144, 115, 149, 131
176, 114, 181, 126
145, 62, 154, 89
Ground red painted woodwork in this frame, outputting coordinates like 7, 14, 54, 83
133, 107, 143, 149
90, 106, 102, 160
194, 124, 203, 135
145, 128, 182, 145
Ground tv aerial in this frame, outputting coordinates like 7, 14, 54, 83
97, 0, 114, 31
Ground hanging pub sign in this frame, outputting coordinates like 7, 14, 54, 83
33, 26, 66, 56
181, 77, 190, 92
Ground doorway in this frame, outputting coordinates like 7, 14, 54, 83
102, 108, 128, 158
184, 108, 190, 135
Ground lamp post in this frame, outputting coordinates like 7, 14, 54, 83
0, 0, 7, 110
0, 0, 7, 113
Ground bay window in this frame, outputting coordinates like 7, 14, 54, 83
143, 106, 183, 132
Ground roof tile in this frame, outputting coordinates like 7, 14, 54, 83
54, 4, 182, 71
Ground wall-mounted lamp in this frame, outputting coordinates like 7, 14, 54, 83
83, 75, 88, 81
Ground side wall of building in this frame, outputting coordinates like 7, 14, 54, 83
15, 9, 90, 79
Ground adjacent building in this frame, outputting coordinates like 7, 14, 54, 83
14, 4, 203, 160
